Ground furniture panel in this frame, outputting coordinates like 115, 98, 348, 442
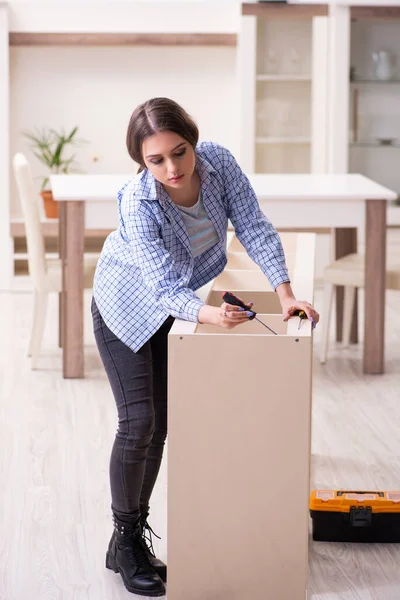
226, 251, 296, 272
225, 252, 258, 269
207, 289, 282, 314
195, 313, 288, 335
228, 231, 299, 254
212, 269, 274, 292
168, 232, 316, 600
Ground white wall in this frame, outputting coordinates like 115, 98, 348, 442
10, 45, 238, 217
8, 1, 239, 33
7, 0, 240, 218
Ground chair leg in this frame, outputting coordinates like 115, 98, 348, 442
29, 291, 49, 370
27, 290, 39, 356
342, 286, 356, 348
28, 299, 34, 357
320, 282, 334, 365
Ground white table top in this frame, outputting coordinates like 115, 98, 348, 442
50, 173, 397, 203
51, 174, 131, 202
247, 174, 397, 202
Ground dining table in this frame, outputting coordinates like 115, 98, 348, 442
50, 172, 397, 378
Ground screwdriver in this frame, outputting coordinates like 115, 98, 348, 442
222, 291, 278, 335
292, 309, 317, 330
293, 309, 307, 329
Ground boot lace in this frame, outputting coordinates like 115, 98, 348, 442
142, 520, 161, 558
120, 528, 150, 566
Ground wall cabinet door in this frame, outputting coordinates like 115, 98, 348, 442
239, 11, 328, 174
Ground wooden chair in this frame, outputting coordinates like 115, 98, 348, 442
12, 153, 99, 369
320, 252, 400, 363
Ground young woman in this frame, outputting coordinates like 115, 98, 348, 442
91, 97, 319, 597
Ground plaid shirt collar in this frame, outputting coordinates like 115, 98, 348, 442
139, 151, 217, 208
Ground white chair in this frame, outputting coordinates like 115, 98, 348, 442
320, 252, 400, 364
12, 153, 99, 369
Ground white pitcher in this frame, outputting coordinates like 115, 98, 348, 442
372, 51, 395, 81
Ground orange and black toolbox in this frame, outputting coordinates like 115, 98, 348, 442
310, 490, 400, 543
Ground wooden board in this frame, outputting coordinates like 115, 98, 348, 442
168, 232, 316, 600
168, 333, 312, 600
226, 251, 296, 272
207, 289, 282, 314
242, 3, 328, 18
228, 231, 299, 255
9, 32, 237, 47
351, 6, 400, 20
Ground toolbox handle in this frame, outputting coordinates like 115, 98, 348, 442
338, 491, 384, 497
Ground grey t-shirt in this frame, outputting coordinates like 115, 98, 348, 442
177, 191, 219, 257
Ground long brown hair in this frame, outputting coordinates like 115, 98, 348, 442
126, 97, 199, 173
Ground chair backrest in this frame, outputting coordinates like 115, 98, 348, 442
12, 153, 47, 287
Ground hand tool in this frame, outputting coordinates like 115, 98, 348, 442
222, 291, 278, 335
293, 309, 307, 329
292, 309, 316, 330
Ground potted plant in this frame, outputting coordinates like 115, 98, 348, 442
23, 126, 86, 218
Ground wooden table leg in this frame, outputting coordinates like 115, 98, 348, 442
364, 200, 386, 375
62, 201, 85, 378
58, 202, 66, 349
335, 228, 358, 343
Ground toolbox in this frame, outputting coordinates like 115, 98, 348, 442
310, 490, 400, 543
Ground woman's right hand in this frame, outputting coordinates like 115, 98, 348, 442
198, 301, 254, 329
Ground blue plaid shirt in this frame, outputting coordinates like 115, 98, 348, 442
93, 141, 290, 351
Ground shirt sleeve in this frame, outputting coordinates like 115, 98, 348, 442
222, 148, 290, 290
123, 204, 205, 321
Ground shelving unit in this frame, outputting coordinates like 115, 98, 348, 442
349, 17, 400, 202
239, 3, 328, 174
168, 232, 315, 600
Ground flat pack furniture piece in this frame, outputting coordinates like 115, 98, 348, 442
168, 232, 316, 600
50, 172, 396, 377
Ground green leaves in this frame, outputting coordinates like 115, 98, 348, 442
22, 126, 88, 190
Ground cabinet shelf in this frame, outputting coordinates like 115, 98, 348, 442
350, 141, 400, 148
256, 137, 311, 144
351, 79, 400, 85
256, 74, 311, 82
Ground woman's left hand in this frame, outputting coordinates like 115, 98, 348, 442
281, 298, 319, 329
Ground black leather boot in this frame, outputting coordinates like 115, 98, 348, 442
106, 509, 166, 597
140, 506, 167, 582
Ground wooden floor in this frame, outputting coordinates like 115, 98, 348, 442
1, 285, 400, 600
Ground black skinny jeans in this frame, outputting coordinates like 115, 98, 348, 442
91, 298, 174, 516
